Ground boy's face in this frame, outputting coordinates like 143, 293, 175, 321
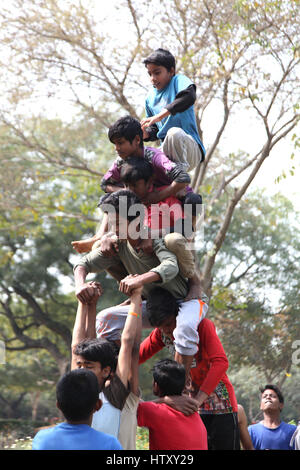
74, 355, 109, 389
146, 63, 175, 90
125, 178, 151, 200
107, 212, 129, 240
158, 316, 177, 339
112, 135, 141, 160
260, 389, 283, 413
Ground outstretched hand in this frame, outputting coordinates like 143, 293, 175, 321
76, 281, 103, 304
99, 233, 119, 257
160, 395, 200, 416
140, 115, 159, 130
140, 190, 163, 205
119, 274, 143, 297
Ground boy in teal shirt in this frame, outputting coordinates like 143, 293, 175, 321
141, 48, 205, 171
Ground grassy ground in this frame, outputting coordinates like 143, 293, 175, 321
1, 425, 149, 450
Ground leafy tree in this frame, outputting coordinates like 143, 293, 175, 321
206, 191, 300, 386
228, 365, 300, 423
0, 209, 125, 377
0, 351, 57, 419
0, 0, 299, 291
0, 0, 299, 422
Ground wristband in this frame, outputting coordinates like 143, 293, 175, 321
129, 311, 140, 318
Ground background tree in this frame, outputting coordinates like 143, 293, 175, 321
0, 0, 299, 423
0, 0, 299, 291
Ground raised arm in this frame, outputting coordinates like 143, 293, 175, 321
71, 281, 102, 370
116, 276, 143, 389
73, 246, 121, 303
125, 281, 143, 397
141, 85, 196, 131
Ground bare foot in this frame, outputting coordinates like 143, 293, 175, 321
184, 281, 202, 302
71, 238, 95, 253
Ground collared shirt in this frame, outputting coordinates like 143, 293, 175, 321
74, 238, 188, 300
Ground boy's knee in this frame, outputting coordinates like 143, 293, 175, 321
96, 308, 121, 341
164, 232, 186, 251
164, 232, 195, 278
173, 323, 199, 356
165, 127, 186, 143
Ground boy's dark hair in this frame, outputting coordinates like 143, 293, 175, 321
153, 359, 185, 396
56, 369, 99, 422
120, 156, 153, 185
108, 115, 144, 148
143, 48, 176, 72
98, 189, 143, 223
74, 338, 117, 372
260, 384, 284, 404
146, 287, 179, 327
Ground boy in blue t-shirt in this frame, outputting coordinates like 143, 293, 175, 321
32, 369, 123, 450
247, 384, 296, 450
141, 48, 205, 172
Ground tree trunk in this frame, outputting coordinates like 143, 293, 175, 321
31, 391, 41, 422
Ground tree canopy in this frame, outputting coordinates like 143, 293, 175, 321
0, 0, 299, 422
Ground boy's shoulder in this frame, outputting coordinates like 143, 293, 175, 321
32, 423, 63, 448
35, 423, 62, 437
114, 156, 124, 168
173, 73, 194, 89
143, 146, 176, 166
143, 145, 171, 163
248, 421, 262, 432
281, 421, 297, 432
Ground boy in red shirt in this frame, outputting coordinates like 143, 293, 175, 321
137, 358, 207, 450
139, 287, 240, 450
119, 156, 197, 279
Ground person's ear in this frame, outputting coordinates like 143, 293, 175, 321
95, 398, 102, 412
153, 381, 159, 395
135, 135, 141, 147
56, 400, 61, 412
102, 366, 111, 380
279, 402, 284, 412
170, 66, 175, 76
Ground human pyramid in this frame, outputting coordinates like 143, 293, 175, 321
32, 49, 297, 451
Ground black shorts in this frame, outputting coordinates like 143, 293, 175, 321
201, 412, 240, 450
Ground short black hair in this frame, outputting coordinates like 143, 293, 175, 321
98, 189, 144, 224
146, 287, 179, 327
108, 115, 144, 148
120, 156, 153, 185
143, 49, 176, 72
56, 369, 99, 422
260, 384, 284, 404
153, 359, 185, 396
74, 338, 117, 372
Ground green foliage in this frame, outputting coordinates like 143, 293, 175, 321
0, 0, 299, 425
228, 364, 300, 423
136, 427, 149, 450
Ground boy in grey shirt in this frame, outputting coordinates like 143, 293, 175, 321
74, 189, 208, 376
